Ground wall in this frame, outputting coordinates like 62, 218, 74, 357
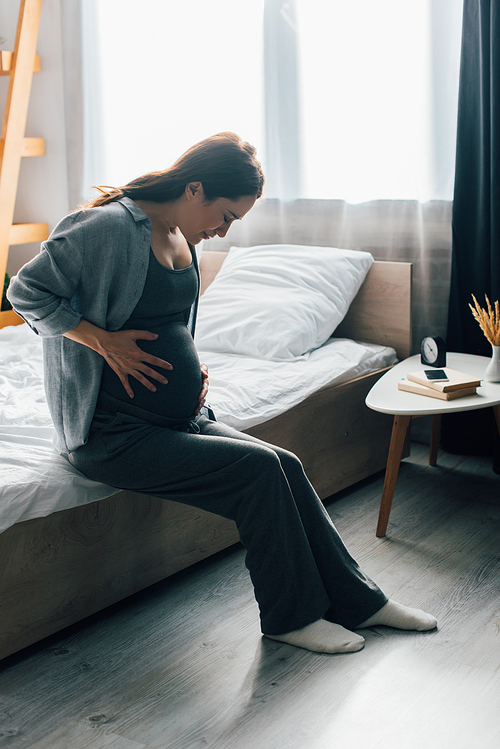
0, 0, 70, 276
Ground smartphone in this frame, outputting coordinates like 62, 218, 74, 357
424, 369, 449, 381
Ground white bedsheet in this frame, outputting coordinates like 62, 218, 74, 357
0, 323, 396, 532
198, 338, 397, 431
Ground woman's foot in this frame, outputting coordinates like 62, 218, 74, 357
357, 600, 437, 631
264, 619, 365, 654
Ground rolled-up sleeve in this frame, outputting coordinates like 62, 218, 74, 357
7, 214, 85, 336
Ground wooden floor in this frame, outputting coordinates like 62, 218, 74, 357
0, 442, 499, 749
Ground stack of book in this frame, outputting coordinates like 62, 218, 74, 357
398, 368, 482, 401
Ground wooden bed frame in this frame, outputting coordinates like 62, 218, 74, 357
0, 252, 411, 660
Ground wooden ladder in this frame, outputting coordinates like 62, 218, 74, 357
0, 0, 47, 326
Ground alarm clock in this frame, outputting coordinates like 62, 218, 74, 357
420, 335, 447, 367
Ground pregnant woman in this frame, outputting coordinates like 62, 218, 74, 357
8, 133, 437, 655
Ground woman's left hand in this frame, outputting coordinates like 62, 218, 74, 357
194, 363, 209, 416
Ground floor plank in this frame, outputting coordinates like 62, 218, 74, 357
0, 443, 499, 749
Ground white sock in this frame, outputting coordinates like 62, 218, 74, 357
264, 619, 365, 654
357, 599, 437, 631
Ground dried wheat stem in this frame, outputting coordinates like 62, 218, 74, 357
469, 294, 500, 346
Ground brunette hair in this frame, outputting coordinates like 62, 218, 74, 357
84, 132, 264, 208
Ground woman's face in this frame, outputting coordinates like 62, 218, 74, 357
179, 183, 257, 245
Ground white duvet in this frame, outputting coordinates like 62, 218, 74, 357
0, 323, 396, 533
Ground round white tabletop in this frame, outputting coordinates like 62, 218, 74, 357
366, 352, 500, 416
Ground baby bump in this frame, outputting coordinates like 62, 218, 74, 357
100, 322, 203, 419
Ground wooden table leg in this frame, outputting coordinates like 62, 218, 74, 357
493, 405, 500, 435
376, 414, 412, 537
429, 413, 442, 466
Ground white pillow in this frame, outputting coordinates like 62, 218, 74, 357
195, 244, 373, 360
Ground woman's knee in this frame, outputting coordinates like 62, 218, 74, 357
241, 441, 284, 476
271, 445, 304, 475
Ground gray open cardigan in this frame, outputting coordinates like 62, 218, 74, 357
7, 198, 200, 454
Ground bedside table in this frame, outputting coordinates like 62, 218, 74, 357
366, 353, 500, 537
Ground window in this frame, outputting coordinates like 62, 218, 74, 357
88, 0, 462, 203
89, 0, 265, 190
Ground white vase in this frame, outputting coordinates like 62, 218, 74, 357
485, 345, 500, 382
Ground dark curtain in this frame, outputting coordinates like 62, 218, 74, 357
442, 0, 500, 468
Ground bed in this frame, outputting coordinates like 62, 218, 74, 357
0, 245, 411, 660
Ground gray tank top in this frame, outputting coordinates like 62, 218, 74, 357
99, 249, 202, 419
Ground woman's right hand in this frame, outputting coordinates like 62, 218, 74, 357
63, 321, 173, 399
99, 329, 173, 398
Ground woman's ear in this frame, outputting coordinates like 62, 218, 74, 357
185, 182, 205, 202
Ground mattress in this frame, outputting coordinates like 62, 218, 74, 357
0, 323, 396, 533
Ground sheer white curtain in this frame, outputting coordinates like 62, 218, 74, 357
253, 0, 463, 353
84, 0, 463, 350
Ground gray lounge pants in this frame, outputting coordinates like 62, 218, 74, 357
69, 397, 387, 636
